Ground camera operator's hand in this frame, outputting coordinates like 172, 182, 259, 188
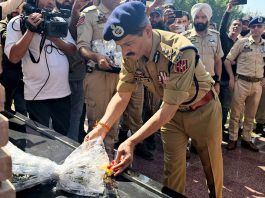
27, 13, 43, 30
96, 54, 113, 70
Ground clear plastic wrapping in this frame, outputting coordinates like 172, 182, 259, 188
5, 137, 109, 196
56, 138, 109, 196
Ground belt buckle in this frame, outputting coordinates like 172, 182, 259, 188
178, 106, 191, 112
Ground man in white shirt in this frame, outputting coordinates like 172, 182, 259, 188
4, 0, 76, 135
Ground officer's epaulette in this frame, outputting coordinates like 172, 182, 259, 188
209, 29, 220, 35
156, 42, 182, 64
82, 5, 97, 13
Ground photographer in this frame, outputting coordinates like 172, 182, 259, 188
4, 0, 76, 135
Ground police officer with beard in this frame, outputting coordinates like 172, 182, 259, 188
182, 3, 223, 95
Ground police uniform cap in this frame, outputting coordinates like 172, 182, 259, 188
103, 1, 146, 41
248, 16, 265, 26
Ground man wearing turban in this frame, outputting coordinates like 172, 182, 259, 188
183, 3, 223, 95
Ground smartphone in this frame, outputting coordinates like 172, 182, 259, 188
234, 0, 247, 5
173, 10, 183, 18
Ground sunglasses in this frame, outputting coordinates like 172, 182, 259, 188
249, 24, 264, 29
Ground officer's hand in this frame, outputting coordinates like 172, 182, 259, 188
112, 139, 135, 176
84, 127, 107, 142
27, 13, 43, 29
214, 83, 220, 95
261, 78, 265, 87
96, 54, 112, 70
229, 77, 235, 91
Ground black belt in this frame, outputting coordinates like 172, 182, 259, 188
238, 74, 263, 82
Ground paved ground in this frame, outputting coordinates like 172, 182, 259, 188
132, 133, 265, 198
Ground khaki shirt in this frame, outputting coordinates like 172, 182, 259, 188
117, 30, 214, 107
182, 29, 224, 76
77, 3, 110, 50
226, 36, 265, 78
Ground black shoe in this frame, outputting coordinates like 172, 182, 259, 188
226, 140, 237, 150
241, 140, 259, 152
255, 123, 264, 134
222, 132, 229, 142
134, 143, 154, 161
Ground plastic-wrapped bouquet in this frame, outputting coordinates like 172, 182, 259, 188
5, 137, 109, 196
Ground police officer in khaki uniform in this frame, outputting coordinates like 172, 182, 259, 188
255, 87, 265, 136
77, 0, 121, 159
224, 16, 265, 152
182, 3, 224, 94
77, 0, 145, 160
84, 2, 223, 197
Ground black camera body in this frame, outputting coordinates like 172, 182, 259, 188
22, 0, 71, 38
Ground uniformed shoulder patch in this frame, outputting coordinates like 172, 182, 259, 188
159, 43, 182, 64
172, 59, 189, 73
209, 29, 220, 34
76, 15, 85, 26
82, 5, 97, 13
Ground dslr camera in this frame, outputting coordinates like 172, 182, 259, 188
22, 0, 71, 37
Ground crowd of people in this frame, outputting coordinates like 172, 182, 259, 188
0, 0, 265, 197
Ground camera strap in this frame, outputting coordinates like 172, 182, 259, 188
28, 35, 46, 64
20, 16, 45, 64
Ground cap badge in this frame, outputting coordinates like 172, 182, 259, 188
258, 17, 263, 23
111, 25, 125, 38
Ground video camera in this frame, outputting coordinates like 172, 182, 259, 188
22, 0, 71, 38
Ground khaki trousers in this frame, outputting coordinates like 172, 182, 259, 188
161, 98, 223, 197
229, 79, 262, 141
84, 70, 119, 160
255, 86, 265, 124
121, 84, 144, 133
